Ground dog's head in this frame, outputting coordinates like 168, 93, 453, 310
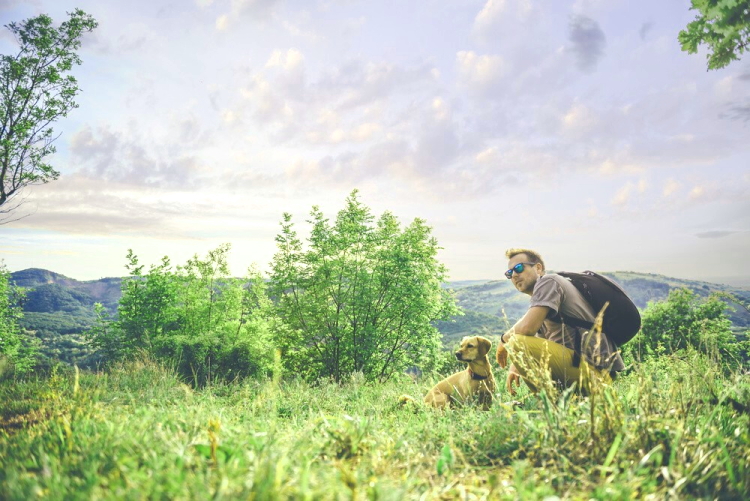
455, 336, 492, 362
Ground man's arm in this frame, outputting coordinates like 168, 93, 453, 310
501, 306, 550, 342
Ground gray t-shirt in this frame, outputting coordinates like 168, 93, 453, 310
529, 274, 625, 372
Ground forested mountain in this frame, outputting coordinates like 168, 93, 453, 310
10, 269, 121, 367
11, 268, 121, 312
10, 268, 750, 366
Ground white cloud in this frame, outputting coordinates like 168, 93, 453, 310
307, 122, 381, 144
215, 0, 281, 30
456, 51, 506, 95
68, 124, 210, 189
689, 185, 705, 200
222, 109, 239, 124
668, 133, 695, 143
475, 147, 498, 164
351, 122, 381, 141
265, 48, 305, 71
594, 159, 645, 176
561, 102, 599, 137
215, 14, 229, 31
241, 74, 283, 121
431, 97, 451, 121
473, 0, 507, 35
587, 201, 599, 218
562, 102, 597, 131
714, 76, 733, 97
612, 182, 633, 206
473, 0, 534, 41
281, 19, 320, 41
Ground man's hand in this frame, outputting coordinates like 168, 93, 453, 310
506, 364, 521, 396
496, 340, 508, 368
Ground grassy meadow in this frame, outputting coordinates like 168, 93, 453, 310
1, 349, 748, 500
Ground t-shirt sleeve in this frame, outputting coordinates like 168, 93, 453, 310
529, 276, 562, 318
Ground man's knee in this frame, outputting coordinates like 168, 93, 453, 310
506, 335, 554, 362
506, 334, 539, 353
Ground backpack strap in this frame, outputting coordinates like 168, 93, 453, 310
549, 312, 592, 368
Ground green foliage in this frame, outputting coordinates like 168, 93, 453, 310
13, 265, 750, 369
678, 0, 750, 70
116, 250, 180, 358
626, 288, 748, 367
87, 247, 276, 385
0, 10, 97, 214
270, 190, 460, 383
20, 311, 94, 336
0, 262, 37, 377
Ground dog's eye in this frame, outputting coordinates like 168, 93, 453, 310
467, 344, 474, 348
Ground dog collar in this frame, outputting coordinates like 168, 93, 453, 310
468, 368, 489, 380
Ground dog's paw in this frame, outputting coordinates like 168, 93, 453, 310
398, 394, 416, 405
396, 394, 422, 413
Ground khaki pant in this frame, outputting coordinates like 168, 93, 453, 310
506, 335, 612, 394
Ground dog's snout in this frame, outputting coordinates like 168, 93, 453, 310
454, 351, 462, 360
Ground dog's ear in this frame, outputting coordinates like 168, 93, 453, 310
476, 336, 491, 356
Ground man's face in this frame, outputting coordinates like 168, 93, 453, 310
507, 253, 541, 295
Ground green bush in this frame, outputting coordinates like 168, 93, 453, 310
87, 248, 276, 386
625, 288, 748, 369
269, 191, 459, 383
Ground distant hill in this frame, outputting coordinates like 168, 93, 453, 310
12, 268, 121, 312
439, 271, 750, 344
9, 268, 750, 365
10, 269, 122, 368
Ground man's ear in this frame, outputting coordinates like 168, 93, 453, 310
535, 262, 544, 276
476, 336, 491, 356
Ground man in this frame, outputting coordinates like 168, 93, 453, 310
495, 248, 624, 395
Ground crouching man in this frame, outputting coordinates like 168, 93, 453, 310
496, 248, 624, 395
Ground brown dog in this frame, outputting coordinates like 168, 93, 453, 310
424, 336, 496, 410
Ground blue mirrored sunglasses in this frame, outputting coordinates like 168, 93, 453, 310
504, 262, 537, 279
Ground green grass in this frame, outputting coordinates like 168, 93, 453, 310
1, 352, 749, 500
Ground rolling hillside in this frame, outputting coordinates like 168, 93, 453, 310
10, 269, 122, 367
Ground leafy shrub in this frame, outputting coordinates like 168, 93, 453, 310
624, 288, 748, 369
87, 248, 276, 386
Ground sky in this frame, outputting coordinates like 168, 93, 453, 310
1, 0, 749, 286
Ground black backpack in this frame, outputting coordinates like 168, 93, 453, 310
550, 271, 641, 365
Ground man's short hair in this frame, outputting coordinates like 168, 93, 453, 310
505, 248, 545, 272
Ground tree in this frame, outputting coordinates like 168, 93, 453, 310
0, 261, 37, 376
678, 0, 750, 70
270, 190, 460, 383
625, 288, 748, 368
0, 10, 97, 220
88, 250, 180, 362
